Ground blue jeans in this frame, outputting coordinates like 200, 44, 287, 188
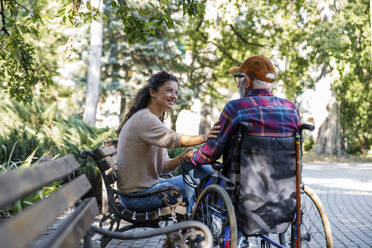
118, 163, 213, 212
181, 161, 214, 213
118, 175, 186, 211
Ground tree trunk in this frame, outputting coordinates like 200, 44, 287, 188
83, 0, 104, 126
313, 98, 345, 156
199, 105, 212, 135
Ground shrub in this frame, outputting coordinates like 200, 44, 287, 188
303, 134, 314, 151
0, 94, 116, 202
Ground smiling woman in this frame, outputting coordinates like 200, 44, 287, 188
115, 71, 220, 212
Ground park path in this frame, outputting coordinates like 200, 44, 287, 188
302, 162, 372, 248
104, 162, 372, 248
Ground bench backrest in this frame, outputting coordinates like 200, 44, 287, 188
0, 154, 98, 248
93, 146, 118, 189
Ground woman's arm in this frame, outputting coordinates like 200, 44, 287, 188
163, 148, 195, 171
179, 121, 220, 147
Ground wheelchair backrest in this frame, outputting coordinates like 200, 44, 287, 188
232, 122, 297, 236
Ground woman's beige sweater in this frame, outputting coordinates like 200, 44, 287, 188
116, 108, 180, 193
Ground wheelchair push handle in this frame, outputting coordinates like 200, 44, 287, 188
240, 121, 253, 130
300, 123, 315, 132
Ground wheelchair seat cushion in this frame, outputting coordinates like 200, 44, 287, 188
235, 135, 296, 235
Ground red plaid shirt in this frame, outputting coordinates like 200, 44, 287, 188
191, 89, 300, 166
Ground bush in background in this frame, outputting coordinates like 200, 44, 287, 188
303, 134, 314, 152
0, 92, 116, 207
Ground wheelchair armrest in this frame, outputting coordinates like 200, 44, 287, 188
211, 162, 224, 171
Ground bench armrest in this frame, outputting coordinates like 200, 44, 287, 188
90, 220, 212, 248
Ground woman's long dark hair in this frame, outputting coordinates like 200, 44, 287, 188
116, 71, 178, 135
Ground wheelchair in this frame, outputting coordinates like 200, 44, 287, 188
191, 122, 333, 248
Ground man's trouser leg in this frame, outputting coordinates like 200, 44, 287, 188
181, 161, 213, 214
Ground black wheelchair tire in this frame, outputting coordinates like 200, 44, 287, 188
192, 184, 238, 248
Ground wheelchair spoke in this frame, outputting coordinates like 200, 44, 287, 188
192, 184, 238, 248
280, 186, 333, 248
301, 186, 333, 247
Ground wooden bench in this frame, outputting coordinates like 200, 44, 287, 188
81, 144, 213, 248
0, 154, 98, 248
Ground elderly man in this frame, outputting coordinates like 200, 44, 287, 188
182, 55, 301, 211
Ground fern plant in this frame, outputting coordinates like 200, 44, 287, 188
0, 92, 116, 201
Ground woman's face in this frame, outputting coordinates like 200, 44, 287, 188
150, 80, 179, 111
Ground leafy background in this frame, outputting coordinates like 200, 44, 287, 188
0, 0, 370, 213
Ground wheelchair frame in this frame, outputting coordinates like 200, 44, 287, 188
191, 123, 333, 248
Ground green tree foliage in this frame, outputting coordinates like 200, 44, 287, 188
110, 0, 205, 43
327, 1, 371, 153
0, 0, 53, 102
175, 0, 322, 109
0, 0, 205, 102
175, 0, 371, 154
85, 0, 203, 129
293, 0, 371, 153
100, 1, 186, 96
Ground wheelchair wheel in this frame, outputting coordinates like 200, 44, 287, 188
192, 184, 238, 248
280, 185, 333, 248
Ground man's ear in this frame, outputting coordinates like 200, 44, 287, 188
244, 77, 249, 89
243, 76, 253, 96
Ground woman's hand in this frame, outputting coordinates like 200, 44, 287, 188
204, 121, 221, 141
179, 121, 221, 147
181, 147, 195, 162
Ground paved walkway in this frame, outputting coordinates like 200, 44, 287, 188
302, 162, 372, 248
103, 162, 372, 248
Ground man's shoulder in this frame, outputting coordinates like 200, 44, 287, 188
225, 98, 241, 105
273, 96, 297, 108
223, 98, 243, 111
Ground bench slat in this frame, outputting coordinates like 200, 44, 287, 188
0, 174, 92, 248
0, 154, 80, 209
37, 198, 98, 248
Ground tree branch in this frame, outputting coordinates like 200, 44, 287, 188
14, 0, 31, 14
315, 64, 329, 83
229, 24, 265, 47
210, 41, 241, 64
0, 0, 9, 35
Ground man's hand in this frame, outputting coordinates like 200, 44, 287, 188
205, 121, 221, 141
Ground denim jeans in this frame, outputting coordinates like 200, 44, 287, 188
118, 175, 186, 212
181, 161, 214, 213
118, 162, 213, 212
